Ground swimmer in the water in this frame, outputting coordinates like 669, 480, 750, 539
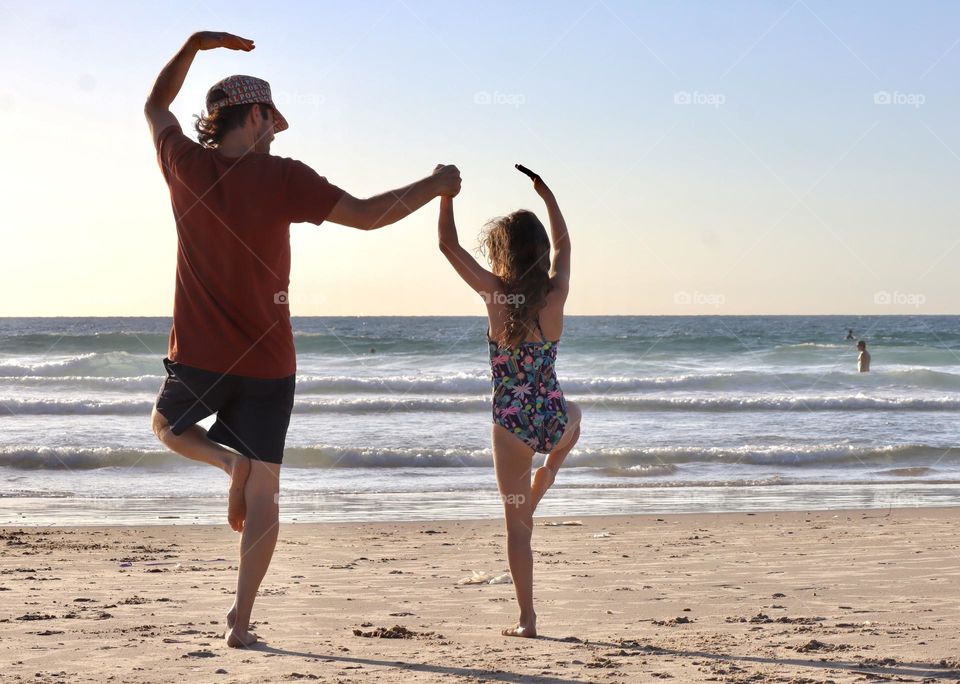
857, 340, 871, 372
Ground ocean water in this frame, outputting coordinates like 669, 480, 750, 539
1, 315, 959, 525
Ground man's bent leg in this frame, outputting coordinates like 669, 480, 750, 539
151, 407, 251, 532
152, 407, 234, 472
227, 459, 281, 648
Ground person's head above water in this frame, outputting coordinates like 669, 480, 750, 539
194, 75, 287, 153
481, 209, 552, 347
857, 340, 867, 351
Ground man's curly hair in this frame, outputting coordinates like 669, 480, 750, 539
193, 88, 269, 148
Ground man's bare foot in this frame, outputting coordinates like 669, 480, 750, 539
502, 620, 537, 638
226, 605, 237, 630
227, 455, 251, 532
225, 627, 258, 648
530, 466, 556, 513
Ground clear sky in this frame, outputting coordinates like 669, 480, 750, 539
1, 1, 958, 315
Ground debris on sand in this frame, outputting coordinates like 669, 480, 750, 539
795, 639, 850, 653
352, 624, 441, 640
726, 612, 825, 625
457, 570, 512, 586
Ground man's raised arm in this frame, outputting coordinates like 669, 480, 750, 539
327, 164, 461, 231
144, 32, 254, 144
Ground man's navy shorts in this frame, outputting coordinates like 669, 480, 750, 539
154, 357, 295, 464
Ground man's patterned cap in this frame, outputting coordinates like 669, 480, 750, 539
205, 74, 289, 133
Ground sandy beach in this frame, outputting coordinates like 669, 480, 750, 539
2, 509, 959, 683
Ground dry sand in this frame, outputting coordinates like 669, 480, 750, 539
2, 508, 959, 682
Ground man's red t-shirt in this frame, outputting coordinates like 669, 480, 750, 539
155, 124, 343, 379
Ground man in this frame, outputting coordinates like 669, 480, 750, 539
144, 31, 460, 648
857, 340, 871, 373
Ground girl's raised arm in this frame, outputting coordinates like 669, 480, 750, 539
534, 177, 571, 294
438, 196, 500, 297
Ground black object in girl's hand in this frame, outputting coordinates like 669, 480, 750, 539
515, 164, 540, 181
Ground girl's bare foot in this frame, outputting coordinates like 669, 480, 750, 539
502, 616, 537, 638
225, 627, 258, 648
227, 455, 251, 532
226, 605, 258, 647
530, 466, 556, 513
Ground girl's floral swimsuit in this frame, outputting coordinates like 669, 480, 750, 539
488, 320, 568, 453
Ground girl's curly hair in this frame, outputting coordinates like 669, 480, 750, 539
480, 209, 553, 347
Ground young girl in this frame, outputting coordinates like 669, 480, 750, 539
438, 168, 582, 638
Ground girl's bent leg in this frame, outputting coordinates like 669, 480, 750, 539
532, 401, 582, 514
